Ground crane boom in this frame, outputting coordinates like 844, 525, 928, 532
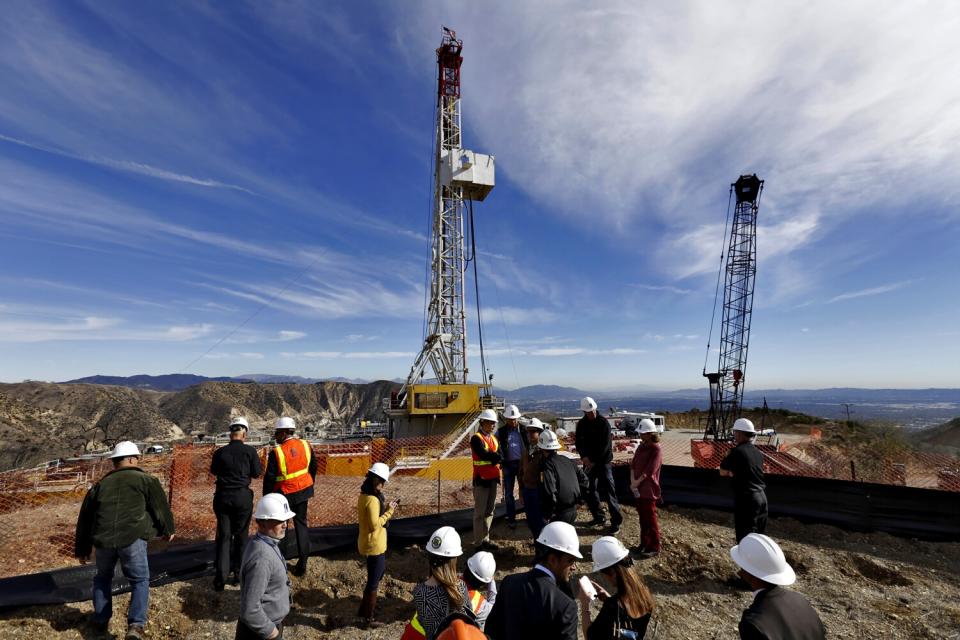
704, 174, 763, 440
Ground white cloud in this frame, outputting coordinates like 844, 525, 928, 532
479, 306, 561, 326
0, 314, 214, 343
0, 133, 254, 193
630, 283, 695, 295
396, 2, 960, 298
280, 350, 414, 359
203, 352, 264, 360
826, 280, 913, 304
277, 330, 306, 341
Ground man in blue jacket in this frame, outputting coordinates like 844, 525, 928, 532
496, 404, 527, 529
75, 441, 175, 640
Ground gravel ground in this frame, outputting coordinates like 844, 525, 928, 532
2, 504, 958, 639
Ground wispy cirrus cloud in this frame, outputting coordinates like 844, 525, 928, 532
826, 280, 913, 304
629, 283, 695, 295
0, 315, 213, 343
281, 350, 414, 359
203, 352, 264, 360
0, 133, 254, 193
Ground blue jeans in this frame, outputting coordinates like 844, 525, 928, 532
521, 487, 545, 539
93, 538, 150, 626
502, 460, 520, 521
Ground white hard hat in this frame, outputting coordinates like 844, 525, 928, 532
466, 551, 496, 584
536, 521, 582, 559
502, 405, 522, 420
638, 419, 658, 434
580, 397, 598, 412
275, 416, 296, 431
538, 429, 561, 450
733, 418, 756, 434
368, 462, 391, 482
109, 441, 141, 459
254, 493, 296, 521
426, 526, 463, 558
730, 533, 796, 586
229, 416, 249, 430
556, 427, 568, 438
592, 536, 630, 572
478, 409, 498, 423
524, 417, 545, 431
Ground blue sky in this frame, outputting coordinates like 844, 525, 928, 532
1, 1, 958, 390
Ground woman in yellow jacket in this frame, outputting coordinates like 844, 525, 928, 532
357, 462, 397, 628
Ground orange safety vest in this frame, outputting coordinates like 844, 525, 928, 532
272, 438, 314, 494
400, 589, 485, 640
472, 432, 501, 481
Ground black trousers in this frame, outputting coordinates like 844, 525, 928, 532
551, 506, 578, 525
282, 498, 311, 567
364, 553, 386, 593
584, 463, 623, 526
213, 489, 253, 585
734, 491, 768, 542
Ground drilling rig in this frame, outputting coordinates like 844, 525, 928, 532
383, 28, 502, 438
702, 174, 764, 440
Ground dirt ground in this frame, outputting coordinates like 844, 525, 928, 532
1, 503, 958, 640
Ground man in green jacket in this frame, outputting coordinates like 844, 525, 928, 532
75, 441, 175, 640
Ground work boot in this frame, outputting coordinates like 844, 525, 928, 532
125, 624, 146, 640
589, 516, 606, 528
290, 561, 307, 577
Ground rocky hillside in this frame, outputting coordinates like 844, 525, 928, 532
158, 380, 397, 435
0, 382, 183, 470
912, 417, 960, 453
0, 380, 399, 470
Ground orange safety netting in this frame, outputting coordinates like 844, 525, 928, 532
0, 431, 956, 579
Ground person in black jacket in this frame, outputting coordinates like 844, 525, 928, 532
486, 521, 582, 640
730, 533, 826, 640
210, 417, 263, 591
537, 430, 584, 525
575, 397, 622, 534
719, 418, 768, 542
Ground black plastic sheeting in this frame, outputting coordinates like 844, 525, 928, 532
0, 506, 496, 612
610, 465, 960, 541
3, 467, 958, 611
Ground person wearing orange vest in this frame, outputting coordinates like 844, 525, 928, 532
401, 527, 487, 640
470, 409, 502, 551
263, 416, 317, 577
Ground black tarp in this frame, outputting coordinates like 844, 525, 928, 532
611, 465, 960, 541
0, 506, 494, 611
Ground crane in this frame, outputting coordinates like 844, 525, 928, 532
384, 27, 501, 439
702, 174, 764, 440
